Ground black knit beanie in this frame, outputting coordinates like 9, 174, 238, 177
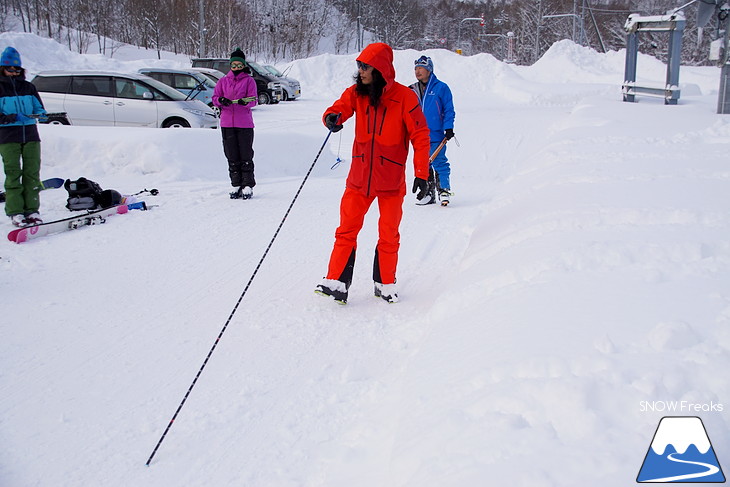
230, 48, 246, 66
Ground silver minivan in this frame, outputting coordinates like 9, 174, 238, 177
137, 68, 217, 109
31, 71, 217, 128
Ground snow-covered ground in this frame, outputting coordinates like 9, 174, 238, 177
1, 31, 729, 487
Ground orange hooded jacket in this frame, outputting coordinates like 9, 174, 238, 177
323, 43, 430, 197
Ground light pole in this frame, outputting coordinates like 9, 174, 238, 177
198, 0, 206, 58
356, 0, 362, 51
457, 16, 485, 54
542, 0, 587, 45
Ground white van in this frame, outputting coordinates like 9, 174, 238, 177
31, 71, 217, 128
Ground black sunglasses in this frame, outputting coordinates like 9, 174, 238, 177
356, 61, 371, 70
3, 66, 21, 72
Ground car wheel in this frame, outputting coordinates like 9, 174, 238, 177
258, 92, 271, 105
162, 118, 191, 128
47, 116, 70, 125
281, 90, 289, 101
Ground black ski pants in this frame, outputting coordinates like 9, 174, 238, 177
221, 127, 255, 187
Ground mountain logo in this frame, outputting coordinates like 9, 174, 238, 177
637, 416, 726, 483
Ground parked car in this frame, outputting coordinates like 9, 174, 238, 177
191, 58, 283, 105
137, 68, 217, 114
31, 71, 217, 128
190, 67, 225, 84
39, 112, 72, 125
263, 65, 301, 101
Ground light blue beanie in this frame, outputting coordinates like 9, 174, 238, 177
1, 46, 21, 67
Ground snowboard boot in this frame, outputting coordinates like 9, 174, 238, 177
315, 278, 348, 305
241, 186, 253, 200
374, 282, 399, 303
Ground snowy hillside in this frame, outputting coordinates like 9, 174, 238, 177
1, 32, 729, 487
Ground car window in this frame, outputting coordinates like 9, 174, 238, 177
247, 62, 267, 77
172, 74, 199, 90
265, 65, 283, 77
197, 76, 215, 89
115, 79, 151, 100
136, 76, 189, 101
145, 72, 173, 87
212, 61, 230, 73
198, 72, 221, 84
32, 75, 71, 93
71, 76, 113, 97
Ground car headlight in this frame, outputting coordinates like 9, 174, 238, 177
183, 107, 208, 117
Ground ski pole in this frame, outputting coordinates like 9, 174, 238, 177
145, 119, 340, 467
131, 188, 159, 197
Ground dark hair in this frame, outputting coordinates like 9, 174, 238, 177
354, 68, 386, 107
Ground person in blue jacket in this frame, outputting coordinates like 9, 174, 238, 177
410, 55, 456, 206
0, 46, 47, 226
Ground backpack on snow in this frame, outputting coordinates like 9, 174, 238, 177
65, 177, 103, 210
65, 177, 124, 211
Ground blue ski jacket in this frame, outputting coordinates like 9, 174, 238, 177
409, 72, 455, 141
0, 70, 46, 144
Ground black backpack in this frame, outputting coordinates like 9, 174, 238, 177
64, 177, 103, 210
65, 178, 124, 211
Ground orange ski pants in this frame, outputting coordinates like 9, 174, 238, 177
326, 187, 404, 286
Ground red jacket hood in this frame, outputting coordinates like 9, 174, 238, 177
356, 43, 395, 88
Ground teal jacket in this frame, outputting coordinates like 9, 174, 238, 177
0, 70, 46, 144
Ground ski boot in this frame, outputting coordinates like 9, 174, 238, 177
230, 186, 253, 200
416, 167, 437, 206
10, 214, 26, 227
415, 182, 436, 205
374, 282, 399, 303
315, 278, 348, 305
439, 189, 453, 207
24, 212, 43, 225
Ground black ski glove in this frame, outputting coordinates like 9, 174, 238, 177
445, 128, 455, 140
218, 96, 232, 107
412, 177, 429, 200
237, 99, 248, 105
325, 113, 343, 133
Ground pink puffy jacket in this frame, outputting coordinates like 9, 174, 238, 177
213, 70, 258, 128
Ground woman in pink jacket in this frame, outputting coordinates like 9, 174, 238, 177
213, 48, 258, 199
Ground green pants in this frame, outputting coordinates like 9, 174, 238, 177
1, 141, 42, 217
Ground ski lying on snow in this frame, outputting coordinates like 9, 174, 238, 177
0, 177, 64, 203
7, 201, 147, 244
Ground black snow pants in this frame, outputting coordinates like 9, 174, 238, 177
221, 127, 255, 187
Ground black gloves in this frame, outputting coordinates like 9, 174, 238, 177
412, 177, 429, 200
325, 113, 343, 133
237, 99, 248, 105
445, 128, 455, 140
218, 96, 232, 107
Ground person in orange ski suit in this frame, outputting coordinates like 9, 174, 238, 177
315, 42, 431, 304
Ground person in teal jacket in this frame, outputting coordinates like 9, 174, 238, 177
0, 46, 47, 226
410, 55, 456, 205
